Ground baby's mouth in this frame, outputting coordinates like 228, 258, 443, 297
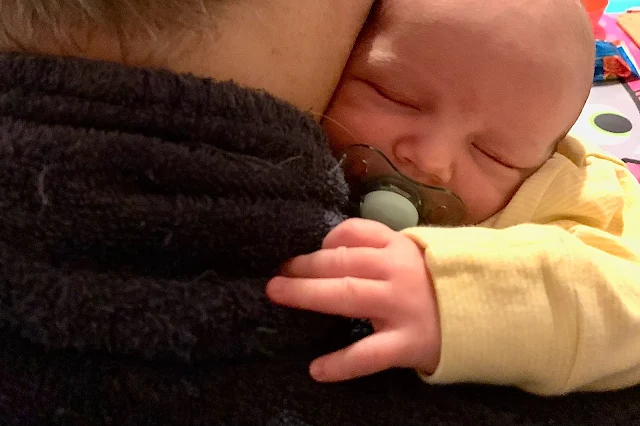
338, 144, 465, 230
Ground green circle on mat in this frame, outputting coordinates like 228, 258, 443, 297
361, 190, 419, 231
589, 111, 632, 138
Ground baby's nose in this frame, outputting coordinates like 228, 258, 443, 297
393, 141, 454, 186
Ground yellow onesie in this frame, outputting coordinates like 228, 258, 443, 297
402, 135, 640, 396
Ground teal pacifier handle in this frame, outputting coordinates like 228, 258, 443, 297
360, 190, 420, 231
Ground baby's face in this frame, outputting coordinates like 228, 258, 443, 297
324, 1, 589, 224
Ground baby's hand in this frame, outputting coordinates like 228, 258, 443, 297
266, 218, 441, 382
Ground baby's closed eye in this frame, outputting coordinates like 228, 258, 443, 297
472, 143, 518, 169
358, 78, 422, 112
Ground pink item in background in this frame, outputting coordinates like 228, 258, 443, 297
624, 160, 640, 182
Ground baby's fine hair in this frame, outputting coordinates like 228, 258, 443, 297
0, 0, 224, 44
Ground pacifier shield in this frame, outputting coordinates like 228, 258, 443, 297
339, 144, 465, 227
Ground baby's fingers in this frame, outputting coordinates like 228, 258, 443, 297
309, 330, 408, 382
280, 246, 386, 280
266, 276, 389, 319
323, 218, 395, 250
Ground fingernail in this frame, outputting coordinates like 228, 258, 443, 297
266, 279, 283, 300
309, 361, 325, 382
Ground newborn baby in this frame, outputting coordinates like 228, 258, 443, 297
325, 0, 594, 225
268, 0, 640, 395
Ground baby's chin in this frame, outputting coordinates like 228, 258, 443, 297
464, 210, 496, 226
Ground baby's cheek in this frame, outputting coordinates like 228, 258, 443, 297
322, 109, 356, 150
456, 178, 511, 224
323, 106, 376, 148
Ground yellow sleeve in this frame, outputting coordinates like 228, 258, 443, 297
402, 140, 640, 395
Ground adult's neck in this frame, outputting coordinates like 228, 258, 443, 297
0, 0, 373, 115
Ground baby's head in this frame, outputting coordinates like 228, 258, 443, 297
324, 0, 594, 225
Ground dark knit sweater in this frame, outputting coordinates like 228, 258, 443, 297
1, 54, 639, 426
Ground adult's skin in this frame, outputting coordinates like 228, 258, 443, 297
0, 0, 375, 114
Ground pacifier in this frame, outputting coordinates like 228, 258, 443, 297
339, 144, 465, 230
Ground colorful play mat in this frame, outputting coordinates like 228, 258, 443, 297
569, 6, 640, 181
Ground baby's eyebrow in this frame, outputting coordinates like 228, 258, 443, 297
365, 37, 400, 68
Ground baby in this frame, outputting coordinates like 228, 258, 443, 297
267, 0, 640, 395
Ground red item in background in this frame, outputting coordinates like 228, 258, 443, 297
582, 0, 610, 39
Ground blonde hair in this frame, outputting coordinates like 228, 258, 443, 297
0, 0, 223, 45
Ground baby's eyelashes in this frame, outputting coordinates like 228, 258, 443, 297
360, 79, 422, 112
472, 143, 518, 170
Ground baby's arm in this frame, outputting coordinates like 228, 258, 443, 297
403, 156, 640, 395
